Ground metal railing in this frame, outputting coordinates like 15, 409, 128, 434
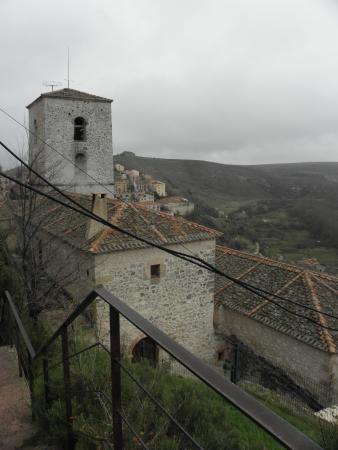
0, 287, 323, 450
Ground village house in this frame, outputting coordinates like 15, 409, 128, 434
156, 196, 195, 216
21, 87, 223, 366
151, 180, 166, 197
214, 245, 338, 403
125, 169, 139, 179
114, 177, 129, 196
115, 163, 125, 173
34, 191, 221, 364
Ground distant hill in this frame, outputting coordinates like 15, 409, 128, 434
115, 153, 338, 206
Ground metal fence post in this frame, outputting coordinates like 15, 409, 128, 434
231, 343, 240, 384
61, 328, 75, 450
17, 340, 22, 378
27, 351, 35, 420
43, 356, 50, 408
110, 305, 123, 450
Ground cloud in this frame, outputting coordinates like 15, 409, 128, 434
1, 0, 338, 167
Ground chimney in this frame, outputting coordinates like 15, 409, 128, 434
86, 193, 108, 240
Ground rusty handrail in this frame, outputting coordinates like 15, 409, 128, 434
4, 291, 36, 358
1, 287, 323, 450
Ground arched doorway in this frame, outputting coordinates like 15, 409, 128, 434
132, 337, 158, 366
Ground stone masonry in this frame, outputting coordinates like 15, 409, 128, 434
27, 89, 114, 196
95, 239, 217, 364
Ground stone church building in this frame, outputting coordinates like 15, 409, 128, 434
23, 88, 338, 401
26, 87, 222, 365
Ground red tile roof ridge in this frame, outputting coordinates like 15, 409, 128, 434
135, 203, 221, 238
64, 219, 88, 236
110, 202, 129, 226
314, 276, 338, 296
247, 272, 304, 318
128, 203, 168, 243
215, 262, 262, 296
303, 272, 336, 354
216, 245, 338, 281
88, 203, 128, 252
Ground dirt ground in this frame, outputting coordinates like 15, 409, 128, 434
0, 346, 50, 450
0, 346, 35, 449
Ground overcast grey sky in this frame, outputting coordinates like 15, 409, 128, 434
1, 0, 338, 167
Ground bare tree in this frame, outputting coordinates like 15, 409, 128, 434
4, 139, 87, 320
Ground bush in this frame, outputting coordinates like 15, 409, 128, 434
31, 341, 285, 450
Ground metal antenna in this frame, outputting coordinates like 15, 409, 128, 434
43, 81, 63, 92
67, 47, 70, 88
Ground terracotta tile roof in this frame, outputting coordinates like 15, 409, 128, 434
27, 88, 112, 108
215, 245, 338, 354
155, 196, 190, 204
36, 193, 221, 254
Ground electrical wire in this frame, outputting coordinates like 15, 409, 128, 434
2, 169, 338, 333
3, 139, 338, 324
1, 107, 337, 327
0, 104, 209, 269
2, 138, 338, 322
0, 106, 116, 197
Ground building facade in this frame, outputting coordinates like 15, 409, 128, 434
151, 180, 166, 197
27, 88, 114, 196
156, 196, 195, 216
214, 245, 338, 404
36, 192, 221, 365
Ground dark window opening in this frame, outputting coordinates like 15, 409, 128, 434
74, 153, 87, 181
75, 152, 86, 169
74, 117, 86, 141
151, 264, 160, 279
86, 269, 89, 277
217, 350, 225, 362
132, 338, 158, 366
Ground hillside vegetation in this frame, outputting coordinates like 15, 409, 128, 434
115, 153, 338, 269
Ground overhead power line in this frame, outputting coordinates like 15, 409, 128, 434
0, 104, 222, 267
1, 166, 338, 333
0, 107, 337, 330
2, 139, 338, 323
0, 105, 202, 262
1, 137, 337, 323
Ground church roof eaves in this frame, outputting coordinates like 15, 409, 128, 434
35, 192, 221, 255
26, 88, 113, 109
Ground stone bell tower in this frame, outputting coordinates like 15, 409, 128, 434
27, 88, 114, 196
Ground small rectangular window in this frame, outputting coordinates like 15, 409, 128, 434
151, 264, 161, 279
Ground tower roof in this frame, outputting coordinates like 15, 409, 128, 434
26, 88, 113, 109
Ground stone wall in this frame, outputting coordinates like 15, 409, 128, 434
28, 96, 114, 196
95, 239, 218, 364
214, 306, 338, 403
36, 230, 95, 304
